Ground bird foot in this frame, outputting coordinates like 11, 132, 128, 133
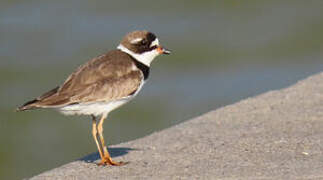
97, 158, 128, 166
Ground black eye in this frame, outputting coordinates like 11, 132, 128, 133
141, 39, 148, 45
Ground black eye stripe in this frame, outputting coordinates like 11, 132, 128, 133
147, 32, 156, 44
128, 32, 157, 54
150, 45, 158, 49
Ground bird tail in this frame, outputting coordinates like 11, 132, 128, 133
16, 86, 60, 112
16, 99, 40, 111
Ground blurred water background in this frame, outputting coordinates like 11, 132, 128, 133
1, 0, 323, 179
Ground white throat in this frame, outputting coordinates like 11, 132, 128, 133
117, 44, 159, 67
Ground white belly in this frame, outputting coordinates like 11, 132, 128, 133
58, 98, 131, 116
58, 80, 145, 116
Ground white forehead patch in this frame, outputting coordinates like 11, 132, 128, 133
150, 38, 159, 47
130, 38, 143, 44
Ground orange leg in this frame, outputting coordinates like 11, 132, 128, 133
91, 115, 104, 162
97, 113, 127, 166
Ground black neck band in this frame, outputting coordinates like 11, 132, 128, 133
132, 58, 150, 80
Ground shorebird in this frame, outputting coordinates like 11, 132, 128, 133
17, 30, 171, 166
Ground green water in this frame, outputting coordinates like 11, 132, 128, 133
1, 1, 323, 179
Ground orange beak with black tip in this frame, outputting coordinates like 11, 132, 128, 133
157, 46, 171, 55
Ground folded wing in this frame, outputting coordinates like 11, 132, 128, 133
17, 50, 142, 111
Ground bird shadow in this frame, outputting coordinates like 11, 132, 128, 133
80, 147, 136, 163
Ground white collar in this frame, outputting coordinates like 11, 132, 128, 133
117, 44, 159, 67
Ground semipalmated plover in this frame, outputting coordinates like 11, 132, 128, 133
17, 30, 171, 166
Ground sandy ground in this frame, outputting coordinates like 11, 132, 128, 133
31, 72, 323, 180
